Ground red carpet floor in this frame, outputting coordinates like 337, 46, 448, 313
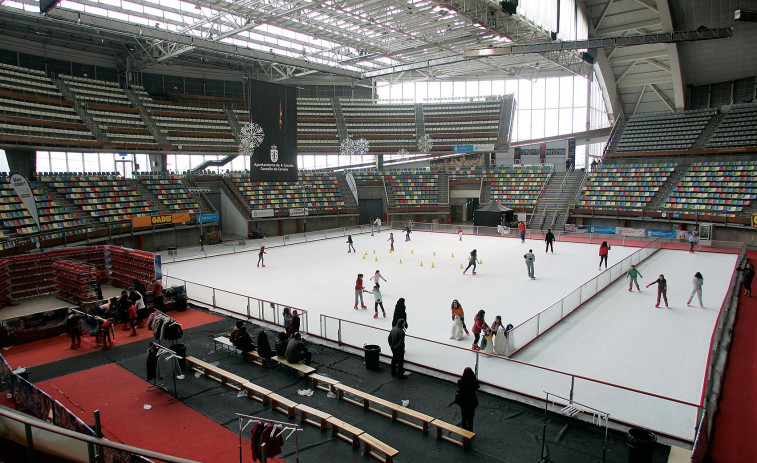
709, 251, 757, 462
3, 308, 223, 369
35, 362, 261, 463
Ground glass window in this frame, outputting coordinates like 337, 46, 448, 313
518, 80, 532, 109
544, 109, 558, 137
441, 81, 454, 98
517, 111, 531, 140
532, 79, 546, 109
573, 107, 588, 132
492, 79, 505, 96
544, 77, 559, 109
453, 81, 466, 98
427, 81, 441, 101
559, 108, 573, 134
560, 76, 574, 108
415, 82, 427, 102
83, 154, 100, 173
34, 151, 49, 173
100, 153, 116, 173
479, 80, 492, 97
466, 81, 478, 98
574, 76, 589, 107
50, 152, 68, 172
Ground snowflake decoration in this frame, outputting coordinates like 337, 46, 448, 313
239, 123, 264, 156
397, 149, 410, 157
353, 138, 370, 156
340, 137, 355, 156
418, 134, 433, 153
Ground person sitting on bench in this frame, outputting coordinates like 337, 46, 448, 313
230, 320, 244, 345
257, 328, 273, 362
233, 326, 256, 356
285, 332, 312, 366
275, 331, 289, 359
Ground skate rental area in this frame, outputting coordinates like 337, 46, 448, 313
163, 227, 740, 445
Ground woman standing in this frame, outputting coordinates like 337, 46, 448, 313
737, 262, 754, 297
646, 274, 668, 308
463, 249, 478, 275
471, 310, 489, 351
598, 241, 611, 270
282, 307, 292, 333
455, 367, 480, 431
450, 300, 469, 336
687, 272, 704, 308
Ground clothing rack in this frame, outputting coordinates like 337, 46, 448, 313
147, 342, 185, 404
235, 413, 303, 463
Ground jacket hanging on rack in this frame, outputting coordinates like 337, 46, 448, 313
250, 421, 265, 462
258, 423, 284, 458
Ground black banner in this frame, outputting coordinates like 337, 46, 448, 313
568, 138, 576, 164
249, 80, 298, 182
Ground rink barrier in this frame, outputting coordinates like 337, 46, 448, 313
505, 237, 663, 358
317, 313, 702, 445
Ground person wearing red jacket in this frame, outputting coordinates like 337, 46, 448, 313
127, 304, 138, 337
471, 310, 489, 351
354, 273, 367, 310
518, 222, 526, 243
598, 241, 611, 270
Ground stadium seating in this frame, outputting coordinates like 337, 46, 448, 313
613, 109, 715, 152
442, 166, 487, 180
384, 171, 439, 206
298, 98, 340, 152
423, 101, 500, 149
577, 163, 676, 211
340, 99, 417, 153
663, 160, 757, 216
138, 173, 201, 214
706, 103, 757, 148
229, 171, 345, 212
485, 166, 551, 209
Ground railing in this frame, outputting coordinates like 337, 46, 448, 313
506, 237, 662, 357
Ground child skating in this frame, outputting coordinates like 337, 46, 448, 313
404, 224, 412, 241
457, 227, 463, 241
257, 246, 266, 267
463, 249, 478, 275
364, 284, 386, 318
646, 274, 668, 308
687, 272, 704, 308
387, 233, 395, 252
371, 270, 387, 286
626, 264, 643, 291
354, 273, 367, 310
471, 310, 489, 351
598, 241, 611, 270
450, 299, 470, 336
346, 235, 356, 253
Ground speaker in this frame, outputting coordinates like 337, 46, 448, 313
500, 0, 518, 15
580, 51, 595, 65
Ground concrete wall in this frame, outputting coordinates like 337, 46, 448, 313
220, 190, 249, 237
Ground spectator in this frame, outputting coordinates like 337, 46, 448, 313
455, 367, 480, 431
230, 320, 244, 345
151, 279, 164, 311
233, 326, 256, 354
282, 307, 292, 333
285, 332, 312, 365
287, 310, 301, 336
391, 298, 408, 328
275, 331, 289, 358
257, 329, 273, 362
388, 318, 408, 379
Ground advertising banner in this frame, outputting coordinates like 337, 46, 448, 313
345, 172, 359, 203
290, 207, 309, 217
198, 213, 219, 224
645, 229, 678, 238
131, 212, 191, 229
252, 209, 275, 218
615, 227, 645, 236
154, 254, 162, 281
590, 226, 616, 234
752, 213, 756, 228
10, 174, 40, 228
249, 80, 298, 182
564, 224, 590, 233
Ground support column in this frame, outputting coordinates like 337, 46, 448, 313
376, 154, 384, 171
5, 149, 37, 178
148, 154, 167, 172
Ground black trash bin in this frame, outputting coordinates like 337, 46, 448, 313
627, 428, 656, 463
13, 367, 30, 382
170, 344, 187, 371
364, 344, 381, 370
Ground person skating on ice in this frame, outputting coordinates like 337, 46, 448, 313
626, 264, 643, 291
598, 241, 611, 270
371, 270, 387, 287
457, 227, 463, 241
374, 217, 382, 233
688, 232, 699, 253
518, 221, 526, 243
354, 274, 367, 310
545, 229, 555, 253
463, 249, 478, 275
471, 310, 489, 351
404, 224, 412, 241
364, 284, 386, 318
346, 235, 356, 253
451, 299, 470, 336
257, 246, 266, 267
387, 233, 395, 252
646, 274, 669, 308
687, 272, 704, 308
524, 249, 536, 279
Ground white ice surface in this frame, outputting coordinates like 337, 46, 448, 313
164, 230, 736, 441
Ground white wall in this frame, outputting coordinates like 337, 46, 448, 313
220, 190, 249, 237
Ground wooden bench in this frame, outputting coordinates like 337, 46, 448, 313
241, 382, 272, 405
267, 392, 297, 418
326, 417, 364, 447
295, 404, 331, 430
359, 432, 399, 463
276, 357, 316, 377
185, 356, 248, 391
335, 384, 432, 433
310, 373, 340, 392
431, 419, 475, 449
213, 336, 271, 367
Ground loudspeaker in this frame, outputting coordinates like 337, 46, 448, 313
580, 52, 595, 65
500, 0, 518, 15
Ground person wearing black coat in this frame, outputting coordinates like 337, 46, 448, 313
233, 326, 255, 353
737, 262, 754, 297
256, 329, 273, 361
274, 331, 289, 358
545, 229, 555, 253
287, 310, 301, 336
455, 367, 480, 431
388, 318, 408, 379
391, 298, 408, 328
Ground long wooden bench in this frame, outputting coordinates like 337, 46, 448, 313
276, 357, 316, 377
185, 356, 248, 391
242, 382, 271, 405
359, 432, 399, 463
309, 373, 340, 392
335, 384, 433, 433
295, 404, 331, 430
267, 392, 297, 418
213, 336, 271, 367
326, 417, 364, 447
431, 419, 475, 449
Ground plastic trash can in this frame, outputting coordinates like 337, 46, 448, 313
364, 344, 381, 370
170, 344, 187, 371
627, 428, 656, 463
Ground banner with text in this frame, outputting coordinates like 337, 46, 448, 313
131, 212, 191, 229
11, 174, 40, 228
250, 80, 298, 182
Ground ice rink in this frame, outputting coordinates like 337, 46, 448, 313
163, 229, 738, 442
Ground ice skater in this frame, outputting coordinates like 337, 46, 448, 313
471, 310, 489, 351
518, 221, 526, 243
688, 232, 699, 253
450, 299, 470, 336
463, 249, 478, 275
354, 273, 367, 310
371, 270, 387, 287
387, 233, 395, 252
524, 249, 535, 279
346, 235, 356, 253
457, 227, 463, 241
364, 284, 386, 318
646, 274, 669, 308
545, 229, 555, 253
598, 241, 611, 270
257, 246, 266, 267
626, 264, 643, 291
374, 217, 382, 233
404, 224, 412, 241
687, 272, 704, 308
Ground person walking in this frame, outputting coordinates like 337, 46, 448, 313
737, 262, 754, 296
471, 310, 489, 351
450, 299, 470, 336
688, 232, 699, 253
518, 221, 526, 243
545, 229, 555, 253
455, 367, 480, 432
346, 235, 356, 253
524, 249, 536, 279
388, 318, 408, 379
646, 274, 669, 308
365, 284, 386, 318
391, 298, 408, 327
257, 246, 267, 267
626, 264, 643, 291
354, 274, 367, 310
598, 241, 611, 270
463, 249, 478, 275
687, 272, 704, 308
387, 233, 395, 252
371, 270, 387, 286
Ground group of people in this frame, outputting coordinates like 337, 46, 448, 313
354, 271, 388, 318
230, 313, 311, 366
